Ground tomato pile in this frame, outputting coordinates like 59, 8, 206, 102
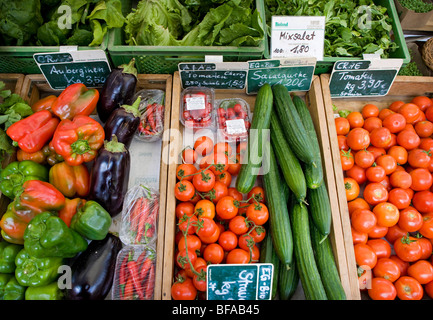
171, 135, 269, 300
336, 96, 433, 300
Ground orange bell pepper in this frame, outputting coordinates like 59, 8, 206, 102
49, 162, 90, 198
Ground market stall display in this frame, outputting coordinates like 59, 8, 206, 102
322, 74, 433, 300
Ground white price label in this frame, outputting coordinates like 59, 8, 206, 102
271, 16, 325, 61
186, 96, 206, 110
226, 119, 247, 135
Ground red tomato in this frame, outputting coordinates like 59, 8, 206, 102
354, 243, 377, 269
367, 146, 387, 159
246, 202, 269, 226
367, 239, 392, 259
385, 224, 407, 244
399, 103, 421, 123
182, 148, 198, 164
352, 227, 368, 245
363, 182, 389, 206
410, 168, 433, 191
171, 277, 197, 300
382, 112, 407, 133
176, 202, 195, 219
338, 135, 349, 150
412, 190, 433, 213
348, 197, 370, 216
354, 149, 375, 168
215, 171, 232, 187
178, 234, 202, 253
376, 155, 397, 175
194, 217, 218, 239
192, 169, 215, 193
389, 170, 412, 189
373, 257, 401, 282
203, 243, 224, 264
247, 186, 266, 204
370, 127, 392, 148
194, 136, 214, 156
206, 181, 228, 204
407, 260, 433, 284
397, 129, 421, 150
228, 215, 249, 235
418, 237, 433, 259
346, 165, 367, 185
215, 196, 238, 220
218, 230, 238, 251
209, 153, 229, 175
227, 187, 243, 201
408, 148, 432, 169
213, 142, 232, 156
175, 181, 196, 202
368, 278, 397, 300
389, 101, 405, 112
344, 177, 360, 201
193, 265, 207, 292
415, 120, 433, 138
390, 255, 410, 277
387, 145, 408, 165
368, 224, 389, 239
226, 248, 250, 264
388, 188, 411, 210
419, 212, 433, 238
347, 111, 364, 128
335, 117, 350, 135
398, 206, 423, 232
176, 249, 197, 271
412, 96, 433, 111
346, 128, 370, 151
425, 280, 433, 299
351, 209, 377, 234
394, 276, 424, 300
178, 214, 198, 235
363, 117, 382, 132
379, 108, 395, 121
362, 104, 380, 118
372, 201, 399, 228
394, 234, 423, 262
365, 165, 386, 182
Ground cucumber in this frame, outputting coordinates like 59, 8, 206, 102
292, 95, 323, 189
270, 111, 307, 203
310, 222, 347, 300
306, 182, 332, 238
260, 231, 280, 300
263, 143, 293, 269
291, 202, 327, 300
278, 258, 299, 300
272, 84, 317, 166
236, 83, 273, 193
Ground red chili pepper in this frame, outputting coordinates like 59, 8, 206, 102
144, 262, 155, 300
129, 197, 144, 233
147, 104, 156, 132
118, 254, 130, 298
139, 256, 153, 283
142, 198, 159, 241
127, 260, 144, 300
135, 198, 150, 244
122, 278, 134, 300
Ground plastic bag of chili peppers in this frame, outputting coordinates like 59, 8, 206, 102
132, 89, 165, 142
111, 245, 157, 300
119, 184, 159, 246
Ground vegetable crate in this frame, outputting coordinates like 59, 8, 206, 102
320, 74, 433, 299
394, 0, 433, 30
14, 73, 173, 300
106, 0, 267, 74
161, 71, 357, 300
264, 0, 410, 75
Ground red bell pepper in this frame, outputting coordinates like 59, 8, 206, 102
51, 83, 99, 120
49, 161, 90, 198
51, 115, 105, 166
6, 110, 59, 153
59, 198, 86, 227
0, 180, 66, 243
31, 95, 57, 113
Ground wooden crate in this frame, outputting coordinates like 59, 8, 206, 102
320, 74, 433, 300
161, 71, 355, 300
17, 74, 173, 300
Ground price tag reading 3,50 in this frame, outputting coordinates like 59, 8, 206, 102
271, 16, 325, 61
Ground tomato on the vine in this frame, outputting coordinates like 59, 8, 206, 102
247, 186, 266, 204
178, 234, 202, 254
176, 202, 195, 219
246, 202, 269, 226
218, 230, 238, 251
194, 199, 215, 219
194, 136, 214, 156
216, 171, 232, 187
193, 265, 207, 292
216, 196, 238, 220
175, 180, 196, 202
176, 163, 197, 181
226, 248, 250, 264
203, 243, 224, 264
171, 276, 197, 300
192, 169, 215, 193
228, 215, 249, 235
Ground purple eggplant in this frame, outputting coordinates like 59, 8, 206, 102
104, 97, 141, 148
97, 58, 137, 123
88, 135, 130, 217
66, 233, 122, 300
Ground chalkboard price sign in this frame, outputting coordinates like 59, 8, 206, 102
179, 62, 248, 90
34, 49, 111, 90
329, 58, 402, 98
246, 58, 316, 94
206, 263, 274, 300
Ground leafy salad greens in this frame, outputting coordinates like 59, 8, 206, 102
265, 0, 398, 58
0, 0, 125, 47
124, 0, 265, 47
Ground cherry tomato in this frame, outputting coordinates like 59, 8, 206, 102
344, 177, 360, 201
175, 180, 196, 202
335, 117, 350, 135
216, 171, 232, 187
367, 278, 397, 300
176, 249, 197, 271
373, 257, 401, 282
410, 168, 433, 191
194, 217, 218, 239
382, 112, 407, 134
178, 214, 198, 235
210, 153, 229, 175
182, 148, 198, 164
351, 209, 377, 234
388, 187, 411, 210
206, 181, 228, 204
226, 248, 250, 264
192, 169, 215, 193
238, 233, 255, 252
247, 186, 266, 204
194, 199, 215, 219
394, 276, 423, 300
347, 111, 364, 128
341, 149, 355, 171
227, 154, 241, 176
249, 227, 266, 243
419, 212, 433, 238
171, 276, 197, 300
176, 202, 195, 220
408, 148, 432, 169
227, 187, 243, 201
363, 182, 389, 205
194, 136, 214, 156
176, 163, 197, 181
246, 202, 269, 226
387, 145, 408, 165
397, 129, 421, 150
178, 234, 202, 253
398, 206, 423, 232
354, 149, 375, 168
228, 215, 249, 235
373, 201, 399, 227
370, 127, 392, 148
412, 190, 433, 213
389, 170, 412, 189
346, 128, 370, 151
407, 260, 433, 284
199, 226, 221, 244
193, 265, 207, 292
203, 243, 224, 264
367, 239, 392, 259
362, 104, 380, 118
394, 234, 423, 262
354, 243, 377, 269
218, 230, 238, 251
215, 196, 238, 220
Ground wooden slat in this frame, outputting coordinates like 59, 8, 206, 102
162, 72, 354, 300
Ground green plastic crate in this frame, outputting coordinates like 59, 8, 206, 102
107, 0, 267, 74
264, 0, 410, 75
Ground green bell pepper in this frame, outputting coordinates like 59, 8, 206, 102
15, 248, 63, 287
25, 282, 63, 300
0, 160, 49, 199
24, 212, 88, 258
0, 273, 26, 300
70, 200, 112, 240
0, 240, 22, 273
